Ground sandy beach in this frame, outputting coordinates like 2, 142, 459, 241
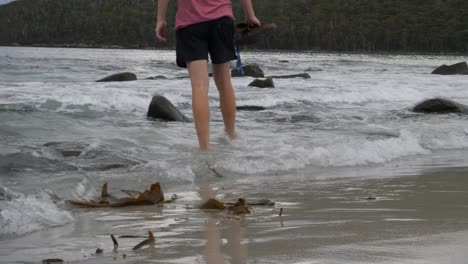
1, 160, 468, 264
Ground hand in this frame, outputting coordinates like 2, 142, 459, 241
155, 20, 167, 43
246, 16, 261, 27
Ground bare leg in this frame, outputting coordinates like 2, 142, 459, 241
212, 62, 237, 140
187, 60, 210, 150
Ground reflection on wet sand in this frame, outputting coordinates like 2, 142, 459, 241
204, 216, 224, 264
204, 215, 248, 264
201, 184, 248, 264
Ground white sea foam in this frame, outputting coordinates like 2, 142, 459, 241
1, 48, 468, 180
0, 188, 73, 236
215, 130, 429, 174
422, 132, 468, 150
145, 160, 197, 184
307, 131, 430, 167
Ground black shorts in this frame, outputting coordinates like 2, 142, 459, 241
176, 16, 237, 68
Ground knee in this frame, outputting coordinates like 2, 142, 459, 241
214, 76, 231, 91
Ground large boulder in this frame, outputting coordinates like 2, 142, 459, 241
248, 78, 274, 88
96, 72, 137, 82
431, 62, 468, 75
147, 95, 192, 122
412, 98, 468, 114
231, 64, 264, 78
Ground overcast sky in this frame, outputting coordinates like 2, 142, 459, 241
0, 0, 14, 5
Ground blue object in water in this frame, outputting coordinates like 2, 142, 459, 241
236, 45, 244, 76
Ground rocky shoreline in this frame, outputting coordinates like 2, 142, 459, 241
2, 43, 468, 56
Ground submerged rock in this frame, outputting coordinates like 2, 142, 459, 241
305, 67, 323, 72
0, 152, 77, 173
1, 142, 139, 173
268, 73, 311, 79
249, 78, 274, 88
96, 72, 137, 82
274, 114, 320, 123
236, 106, 266, 111
412, 98, 468, 114
147, 95, 192, 122
44, 141, 89, 157
0, 103, 36, 113
431, 62, 468, 75
247, 199, 275, 206
231, 64, 264, 78
42, 259, 64, 264
146, 75, 168, 80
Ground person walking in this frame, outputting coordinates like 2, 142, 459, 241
155, 0, 261, 150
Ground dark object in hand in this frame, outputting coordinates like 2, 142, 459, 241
235, 23, 277, 45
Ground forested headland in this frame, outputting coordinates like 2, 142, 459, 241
0, 0, 467, 53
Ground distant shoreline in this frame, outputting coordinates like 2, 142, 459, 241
1, 43, 467, 57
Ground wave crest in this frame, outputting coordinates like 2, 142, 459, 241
0, 187, 73, 237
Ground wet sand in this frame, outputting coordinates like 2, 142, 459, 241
1, 165, 468, 264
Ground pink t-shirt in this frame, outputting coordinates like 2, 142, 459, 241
176, 0, 234, 29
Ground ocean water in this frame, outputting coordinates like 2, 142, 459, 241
1, 47, 468, 262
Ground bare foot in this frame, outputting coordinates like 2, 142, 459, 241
226, 130, 238, 140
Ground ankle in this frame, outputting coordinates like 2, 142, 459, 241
225, 130, 237, 140
199, 142, 210, 150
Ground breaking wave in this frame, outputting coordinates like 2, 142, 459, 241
0, 187, 73, 237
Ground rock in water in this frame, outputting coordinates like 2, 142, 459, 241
146, 75, 168, 80
231, 64, 264, 78
268, 73, 311, 79
412, 98, 468, 114
431, 62, 468, 75
96, 72, 137, 82
42, 260, 64, 264
236, 106, 266, 111
248, 78, 275, 88
147, 95, 192, 122
43, 141, 89, 157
